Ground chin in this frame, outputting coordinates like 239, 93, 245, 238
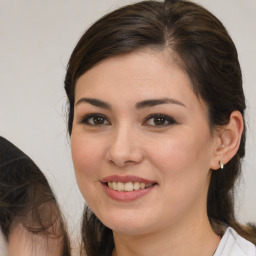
110, 222, 153, 236
98, 210, 156, 236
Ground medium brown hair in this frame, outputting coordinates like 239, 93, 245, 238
64, 0, 256, 255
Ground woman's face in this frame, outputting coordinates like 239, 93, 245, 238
71, 50, 219, 236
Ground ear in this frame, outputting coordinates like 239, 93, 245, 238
210, 111, 244, 170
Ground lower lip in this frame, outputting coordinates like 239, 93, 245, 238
102, 183, 156, 202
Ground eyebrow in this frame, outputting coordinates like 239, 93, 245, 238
76, 98, 111, 109
75, 97, 186, 109
135, 98, 186, 109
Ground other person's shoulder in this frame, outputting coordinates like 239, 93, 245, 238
0, 229, 7, 256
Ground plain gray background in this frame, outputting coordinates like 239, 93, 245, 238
0, 0, 255, 241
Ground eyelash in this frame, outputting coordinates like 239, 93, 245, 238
143, 114, 176, 127
79, 113, 176, 127
79, 113, 110, 126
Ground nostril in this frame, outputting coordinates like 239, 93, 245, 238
124, 160, 135, 164
108, 159, 116, 166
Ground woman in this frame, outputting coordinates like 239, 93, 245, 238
64, 0, 256, 255
0, 136, 71, 255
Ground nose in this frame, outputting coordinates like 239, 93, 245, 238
105, 125, 144, 168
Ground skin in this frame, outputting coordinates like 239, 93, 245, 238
8, 224, 63, 256
7, 203, 65, 256
71, 49, 243, 256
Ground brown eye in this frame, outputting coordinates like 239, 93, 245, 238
153, 117, 167, 126
143, 114, 176, 127
80, 114, 110, 126
93, 116, 105, 125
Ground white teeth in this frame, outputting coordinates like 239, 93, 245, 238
107, 181, 153, 191
133, 182, 140, 190
117, 182, 124, 191
124, 182, 133, 192
108, 182, 113, 189
112, 181, 117, 190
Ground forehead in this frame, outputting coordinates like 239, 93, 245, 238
75, 49, 205, 111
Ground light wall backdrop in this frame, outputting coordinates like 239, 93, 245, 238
0, 0, 255, 241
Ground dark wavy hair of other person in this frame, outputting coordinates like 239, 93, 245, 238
0, 156, 71, 255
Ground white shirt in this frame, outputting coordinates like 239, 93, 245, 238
215, 227, 256, 256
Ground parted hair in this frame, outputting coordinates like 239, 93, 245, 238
64, 0, 256, 255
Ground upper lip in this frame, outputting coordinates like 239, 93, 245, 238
101, 175, 157, 184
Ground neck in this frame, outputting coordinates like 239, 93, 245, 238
112, 214, 220, 256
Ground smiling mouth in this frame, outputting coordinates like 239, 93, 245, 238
106, 181, 156, 192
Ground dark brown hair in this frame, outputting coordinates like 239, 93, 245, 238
0, 137, 71, 255
64, 0, 256, 255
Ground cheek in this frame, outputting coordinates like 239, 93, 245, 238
146, 133, 213, 217
147, 130, 213, 182
71, 133, 104, 183
71, 133, 107, 207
